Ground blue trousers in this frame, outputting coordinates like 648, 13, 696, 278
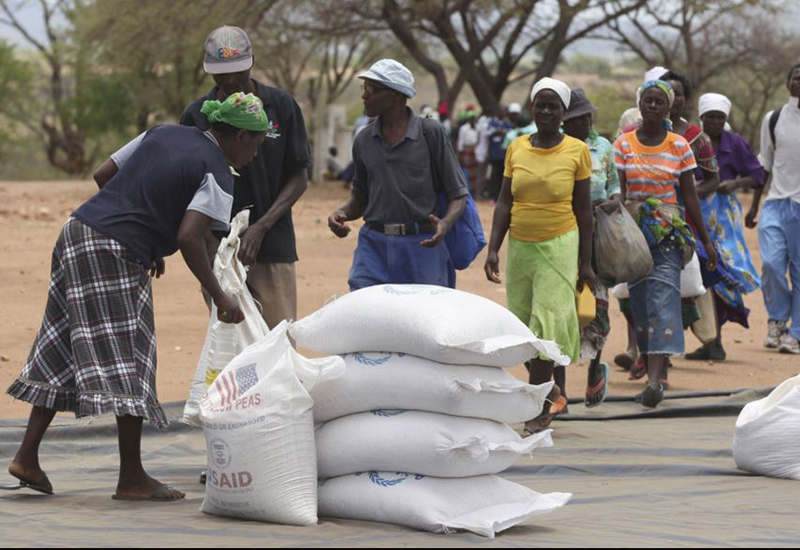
758, 199, 800, 339
348, 226, 455, 291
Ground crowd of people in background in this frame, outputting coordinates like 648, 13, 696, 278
409, 62, 800, 426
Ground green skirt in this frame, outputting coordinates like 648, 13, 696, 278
506, 229, 580, 364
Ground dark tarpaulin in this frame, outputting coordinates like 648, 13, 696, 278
1, 390, 799, 547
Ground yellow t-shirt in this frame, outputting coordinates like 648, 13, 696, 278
504, 134, 592, 242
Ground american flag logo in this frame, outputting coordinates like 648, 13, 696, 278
215, 363, 259, 407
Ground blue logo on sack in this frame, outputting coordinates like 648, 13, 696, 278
355, 472, 425, 487
353, 352, 401, 366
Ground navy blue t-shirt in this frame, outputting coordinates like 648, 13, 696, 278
74, 125, 234, 266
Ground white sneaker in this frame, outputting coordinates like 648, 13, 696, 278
765, 320, 787, 349
779, 333, 800, 355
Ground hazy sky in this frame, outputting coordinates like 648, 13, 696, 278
3, 2, 798, 58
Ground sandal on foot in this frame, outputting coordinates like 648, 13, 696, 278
524, 415, 553, 435
524, 391, 568, 435
0, 471, 53, 495
0, 479, 54, 495
614, 351, 635, 370
628, 357, 646, 380
112, 484, 185, 502
585, 362, 611, 409
641, 383, 664, 409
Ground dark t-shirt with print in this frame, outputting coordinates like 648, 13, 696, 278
180, 80, 311, 263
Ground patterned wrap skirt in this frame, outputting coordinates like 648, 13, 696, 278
6, 217, 166, 428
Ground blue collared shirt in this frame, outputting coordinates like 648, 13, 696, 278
351, 109, 468, 223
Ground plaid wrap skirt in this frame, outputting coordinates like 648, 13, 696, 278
7, 217, 167, 428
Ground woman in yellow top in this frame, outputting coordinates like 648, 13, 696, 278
485, 78, 595, 434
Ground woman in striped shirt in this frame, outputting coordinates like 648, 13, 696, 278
614, 80, 718, 408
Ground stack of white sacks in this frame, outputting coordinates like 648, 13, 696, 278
289, 284, 573, 538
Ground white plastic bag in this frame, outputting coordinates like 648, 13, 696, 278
318, 473, 571, 538
290, 285, 569, 367
316, 411, 553, 479
594, 205, 653, 285
199, 321, 345, 524
310, 352, 553, 423
183, 210, 270, 425
611, 253, 706, 300
733, 374, 800, 480
680, 253, 706, 298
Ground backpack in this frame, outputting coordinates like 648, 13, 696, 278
420, 117, 487, 270
769, 106, 783, 149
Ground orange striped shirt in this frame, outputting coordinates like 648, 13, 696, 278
614, 131, 696, 205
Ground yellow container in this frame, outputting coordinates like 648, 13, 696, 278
576, 284, 596, 328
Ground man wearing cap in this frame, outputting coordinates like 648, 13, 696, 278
181, 26, 310, 328
562, 88, 620, 408
327, 59, 468, 290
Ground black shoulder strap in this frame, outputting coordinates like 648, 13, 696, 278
420, 117, 443, 193
770, 106, 783, 149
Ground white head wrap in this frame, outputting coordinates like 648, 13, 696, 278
530, 77, 571, 109
698, 93, 732, 118
644, 66, 669, 83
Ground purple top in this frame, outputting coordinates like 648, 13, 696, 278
696, 130, 765, 189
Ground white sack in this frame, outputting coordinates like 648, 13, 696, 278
734, 374, 800, 480
199, 321, 345, 525
316, 410, 553, 479
184, 210, 270, 425
289, 284, 569, 367
310, 352, 553, 424
611, 253, 706, 300
318, 473, 571, 538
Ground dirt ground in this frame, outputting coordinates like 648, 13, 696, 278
0, 180, 797, 420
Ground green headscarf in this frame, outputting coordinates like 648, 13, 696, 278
201, 92, 269, 132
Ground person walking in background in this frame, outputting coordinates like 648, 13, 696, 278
661, 70, 721, 197
328, 59, 467, 290
562, 89, 620, 408
457, 109, 480, 193
618, 69, 721, 378
474, 109, 494, 200
487, 105, 517, 202
181, 26, 310, 329
614, 80, 718, 408
747, 63, 800, 354
485, 78, 595, 433
685, 93, 764, 360
4, 93, 268, 501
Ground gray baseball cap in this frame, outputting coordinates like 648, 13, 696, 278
358, 59, 417, 98
204, 26, 254, 75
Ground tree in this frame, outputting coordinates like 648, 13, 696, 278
604, 0, 777, 92
707, 16, 800, 148
0, 40, 33, 159
0, 0, 96, 175
328, 0, 647, 112
78, 0, 277, 128
604, 0, 791, 144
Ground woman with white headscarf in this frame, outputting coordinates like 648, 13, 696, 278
485, 77, 595, 433
684, 93, 765, 361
